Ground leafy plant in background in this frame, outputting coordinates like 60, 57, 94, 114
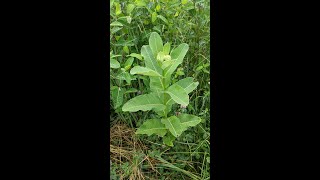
122, 32, 201, 146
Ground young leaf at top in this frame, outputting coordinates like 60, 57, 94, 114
136, 119, 167, 137
122, 92, 166, 112
149, 32, 163, 56
161, 116, 184, 137
130, 66, 162, 77
163, 42, 171, 55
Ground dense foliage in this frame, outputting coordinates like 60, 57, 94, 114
110, 0, 210, 179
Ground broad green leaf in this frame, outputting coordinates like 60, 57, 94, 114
164, 43, 189, 78
110, 59, 120, 68
122, 92, 166, 112
165, 77, 198, 106
130, 66, 162, 77
111, 87, 124, 109
161, 116, 184, 137
149, 32, 163, 57
175, 77, 199, 94
141, 45, 163, 74
166, 83, 189, 106
151, 12, 157, 23
177, 113, 201, 131
157, 15, 168, 24
127, 53, 143, 60
110, 21, 123, 27
163, 132, 176, 146
154, 93, 172, 116
136, 119, 167, 137
163, 42, 171, 55
149, 77, 165, 92
126, 4, 135, 14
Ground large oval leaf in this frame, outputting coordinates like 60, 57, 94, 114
175, 77, 199, 94
130, 66, 162, 77
136, 119, 167, 137
165, 83, 189, 106
165, 77, 198, 106
122, 92, 166, 112
161, 116, 184, 137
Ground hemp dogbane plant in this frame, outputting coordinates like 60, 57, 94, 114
122, 32, 201, 146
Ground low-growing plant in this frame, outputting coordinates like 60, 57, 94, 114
122, 32, 201, 146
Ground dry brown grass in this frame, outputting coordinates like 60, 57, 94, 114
110, 122, 161, 180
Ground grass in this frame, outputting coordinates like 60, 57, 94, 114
110, 0, 210, 179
